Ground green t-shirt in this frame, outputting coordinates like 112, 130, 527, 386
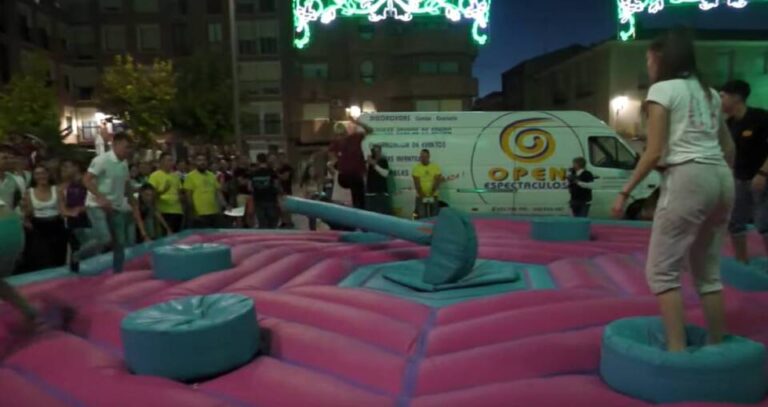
148, 170, 183, 214
183, 170, 221, 216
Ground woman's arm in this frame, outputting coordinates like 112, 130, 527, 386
57, 185, 71, 217
718, 117, 735, 168
21, 190, 33, 228
132, 203, 149, 241
156, 211, 172, 235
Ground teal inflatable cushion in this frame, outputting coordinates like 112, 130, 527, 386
339, 232, 391, 244
424, 208, 478, 285
530, 217, 591, 242
152, 243, 232, 281
384, 260, 519, 292
720, 257, 768, 291
600, 317, 766, 404
121, 294, 259, 381
0, 212, 24, 276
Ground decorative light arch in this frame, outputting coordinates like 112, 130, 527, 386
293, 0, 492, 49
618, 0, 768, 41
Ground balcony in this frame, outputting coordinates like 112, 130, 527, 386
241, 81, 281, 98
297, 119, 335, 144
389, 75, 478, 99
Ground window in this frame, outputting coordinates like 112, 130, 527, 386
302, 103, 329, 120
100, 0, 122, 12
588, 137, 637, 170
172, 23, 189, 55
137, 25, 161, 51
439, 62, 459, 74
358, 21, 374, 40
207, 0, 222, 14
302, 63, 328, 79
260, 0, 276, 12
238, 20, 278, 55
37, 14, 52, 49
242, 101, 282, 135
71, 26, 96, 57
258, 20, 278, 55
415, 99, 462, 112
208, 23, 223, 43
102, 25, 126, 51
134, 0, 158, 13
418, 61, 438, 74
17, 4, 32, 41
236, 0, 256, 13
171, 0, 188, 14
264, 113, 282, 134
360, 60, 374, 84
240, 61, 281, 96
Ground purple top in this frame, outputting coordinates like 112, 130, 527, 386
65, 181, 87, 209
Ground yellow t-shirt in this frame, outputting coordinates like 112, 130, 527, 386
183, 170, 221, 216
412, 163, 442, 197
148, 170, 183, 215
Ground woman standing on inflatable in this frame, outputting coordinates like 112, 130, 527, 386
612, 28, 735, 352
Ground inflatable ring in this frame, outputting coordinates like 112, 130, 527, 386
600, 317, 767, 403
121, 294, 259, 381
530, 217, 590, 242
152, 243, 232, 281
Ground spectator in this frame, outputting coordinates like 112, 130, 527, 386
133, 184, 172, 242
233, 155, 254, 227
0, 145, 21, 211
176, 160, 190, 182
73, 132, 134, 273
568, 157, 595, 217
129, 164, 143, 190
277, 152, 295, 228
11, 154, 31, 193
329, 117, 374, 210
250, 153, 281, 229
412, 149, 442, 219
22, 165, 67, 271
148, 153, 184, 234
184, 154, 229, 228
720, 80, 768, 265
366, 144, 391, 215
138, 161, 153, 183
59, 160, 89, 264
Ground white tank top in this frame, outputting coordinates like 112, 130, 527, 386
29, 187, 60, 218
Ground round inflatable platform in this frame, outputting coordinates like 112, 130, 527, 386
600, 317, 767, 404
152, 243, 232, 281
121, 294, 259, 381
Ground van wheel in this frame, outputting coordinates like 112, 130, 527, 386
625, 200, 645, 221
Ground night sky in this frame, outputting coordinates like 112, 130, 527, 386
475, 0, 768, 96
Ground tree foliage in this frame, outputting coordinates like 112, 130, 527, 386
0, 52, 60, 145
170, 51, 233, 143
100, 55, 177, 145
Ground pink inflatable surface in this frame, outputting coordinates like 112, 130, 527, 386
1, 219, 767, 407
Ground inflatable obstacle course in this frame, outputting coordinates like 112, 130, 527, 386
121, 294, 259, 381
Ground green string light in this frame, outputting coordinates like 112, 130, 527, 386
293, 0, 492, 49
618, 0, 767, 41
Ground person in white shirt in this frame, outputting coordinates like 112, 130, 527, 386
612, 29, 735, 352
72, 133, 134, 273
21, 165, 67, 271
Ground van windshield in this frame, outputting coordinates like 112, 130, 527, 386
588, 136, 637, 170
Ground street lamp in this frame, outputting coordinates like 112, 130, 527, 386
228, 0, 243, 153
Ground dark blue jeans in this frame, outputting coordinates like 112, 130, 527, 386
570, 202, 591, 218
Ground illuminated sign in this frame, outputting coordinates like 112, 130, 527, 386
617, 0, 768, 41
293, 0, 492, 49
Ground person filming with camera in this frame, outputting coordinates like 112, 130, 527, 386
568, 157, 595, 218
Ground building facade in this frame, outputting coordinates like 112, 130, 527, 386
503, 32, 768, 140
285, 17, 479, 154
2, 1, 479, 155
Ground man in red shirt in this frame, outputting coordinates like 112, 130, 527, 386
329, 117, 373, 210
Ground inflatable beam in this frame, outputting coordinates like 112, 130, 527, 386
284, 197, 432, 245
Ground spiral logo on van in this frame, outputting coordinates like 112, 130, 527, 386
499, 118, 556, 164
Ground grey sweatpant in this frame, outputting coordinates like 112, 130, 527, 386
645, 162, 734, 295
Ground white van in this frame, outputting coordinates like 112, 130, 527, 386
361, 111, 660, 219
